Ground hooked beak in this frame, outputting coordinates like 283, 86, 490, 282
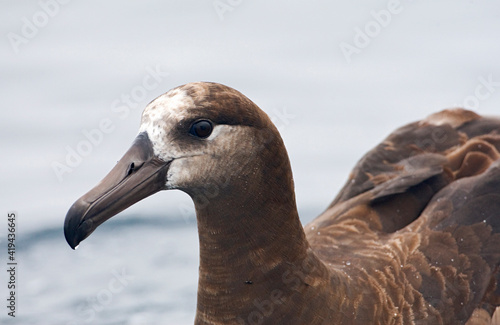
64, 132, 171, 249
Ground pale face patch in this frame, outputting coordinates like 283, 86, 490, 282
139, 88, 195, 161
164, 124, 249, 190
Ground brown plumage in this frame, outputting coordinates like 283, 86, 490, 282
64, 82, 500, 324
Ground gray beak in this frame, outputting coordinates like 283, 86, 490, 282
63, 132, 171, 249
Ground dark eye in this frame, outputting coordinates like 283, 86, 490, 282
189, 120, 213, 138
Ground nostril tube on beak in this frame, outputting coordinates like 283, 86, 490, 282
127, 162, 136, 176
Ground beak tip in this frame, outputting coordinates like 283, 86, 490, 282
64, 200, 88, 250
64, 228, 80, 250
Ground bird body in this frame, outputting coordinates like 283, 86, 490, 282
64, 82, 500, 324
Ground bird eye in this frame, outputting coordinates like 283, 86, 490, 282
189, 120, 213, 138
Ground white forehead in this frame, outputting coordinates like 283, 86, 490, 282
140, 88, 194, 123
137, 88, 195, 160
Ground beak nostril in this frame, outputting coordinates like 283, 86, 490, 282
127, 162, 135, 176
126, 162, 146, 176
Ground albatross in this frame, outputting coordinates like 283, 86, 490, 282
64, 82, 500, 324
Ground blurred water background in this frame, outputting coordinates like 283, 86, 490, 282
1, 1, 500, 324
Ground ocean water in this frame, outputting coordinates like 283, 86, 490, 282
2, 1, 500, 324
8, 216, 200, 325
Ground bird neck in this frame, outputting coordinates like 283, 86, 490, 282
194, 202, 333, 324
191, 137, 338, 324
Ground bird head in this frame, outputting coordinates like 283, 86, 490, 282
64, 82, 291, 249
